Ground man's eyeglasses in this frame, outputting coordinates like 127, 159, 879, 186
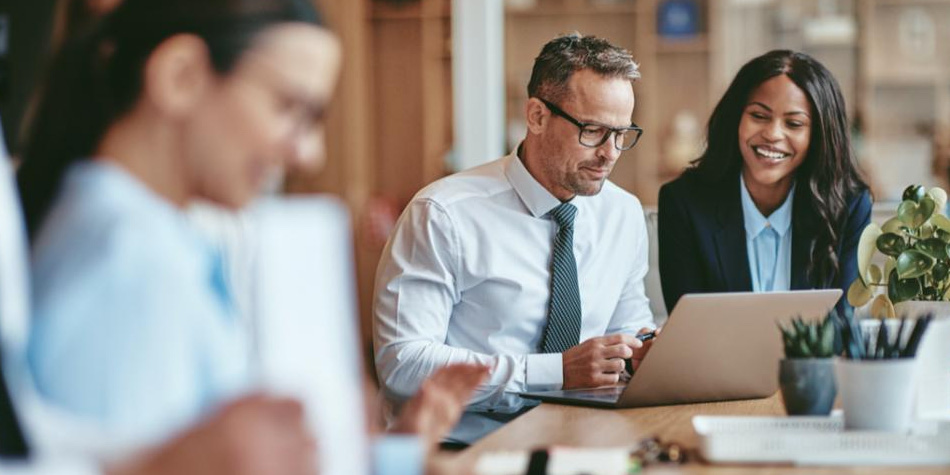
539, 98, 643, 151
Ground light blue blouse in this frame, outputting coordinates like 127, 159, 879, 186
740, 174, 794, 292
27, 161, 250, 443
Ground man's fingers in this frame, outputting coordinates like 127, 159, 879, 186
592, 372, 621, 387
633, 333, 656, 358
598, 358, 625, 374
592, 333, 643, 350
618, 333, 644, 349
601, 343, 633, 360
596, 334, 627, 346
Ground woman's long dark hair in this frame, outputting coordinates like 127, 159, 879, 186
686, 50, 868, 288
17, 0, 323, 239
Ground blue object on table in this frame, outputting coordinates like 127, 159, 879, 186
373, 435, 424, 475
658, 0, 700, 39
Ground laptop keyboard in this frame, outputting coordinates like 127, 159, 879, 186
561, 385, 625, 402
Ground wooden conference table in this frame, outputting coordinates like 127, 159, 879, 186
437, 393, 949, 474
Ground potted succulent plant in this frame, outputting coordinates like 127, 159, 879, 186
777, 312, 838, 416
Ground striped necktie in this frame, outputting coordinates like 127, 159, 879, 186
540, 202, 582, 353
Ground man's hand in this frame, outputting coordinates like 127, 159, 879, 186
391, 363, 490, 447
629, 326, 661, 372
108, 395, 318, 475
563, 331, 654, 390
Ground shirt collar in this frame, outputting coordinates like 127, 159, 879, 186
504, 144, 569, 218
740, 173, 795, 238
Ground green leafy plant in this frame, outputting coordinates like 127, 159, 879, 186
848, 185, 950, 318
778, 312, 836, 358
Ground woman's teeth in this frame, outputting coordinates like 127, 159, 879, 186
754, 146, 789, 160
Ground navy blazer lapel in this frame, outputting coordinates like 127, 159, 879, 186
713, 176, 753, 291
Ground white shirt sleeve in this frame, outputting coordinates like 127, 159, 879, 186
374, 200, 561, 413
605, 207, 656, 335
0, 458, 102, 475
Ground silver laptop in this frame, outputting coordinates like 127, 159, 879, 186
519, 289, 842, 408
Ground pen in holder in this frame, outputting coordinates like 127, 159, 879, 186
834, 313, 933, 432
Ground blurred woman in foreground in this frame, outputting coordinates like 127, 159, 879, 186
16, 1, 485, 472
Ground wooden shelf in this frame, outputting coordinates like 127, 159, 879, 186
868, 72, 950, 87
505, 4, 640, 17
873, 0, 950, 6
656, 35, 709, 54
802, 40, 857, 49
371, 1, 449, 21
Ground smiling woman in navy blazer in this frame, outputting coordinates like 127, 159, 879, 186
658, 50, 871, 314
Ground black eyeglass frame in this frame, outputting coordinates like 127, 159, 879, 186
538, 98, 643, 151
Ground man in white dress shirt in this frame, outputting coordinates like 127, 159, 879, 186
374, 33, 657, 444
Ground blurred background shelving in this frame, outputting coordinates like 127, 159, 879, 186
6, 0, 945, 353
300, 0, 950, 349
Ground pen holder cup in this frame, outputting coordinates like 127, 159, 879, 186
834, 357, 919, 432
863, 312, 950, 420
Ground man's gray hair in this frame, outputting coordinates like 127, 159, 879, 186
527, 32, 640, 103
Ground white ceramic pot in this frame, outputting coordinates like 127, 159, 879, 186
834, 357, 919, 432
892, 302, 950, 420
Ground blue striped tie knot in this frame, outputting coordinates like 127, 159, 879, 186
549, 202, 577, 229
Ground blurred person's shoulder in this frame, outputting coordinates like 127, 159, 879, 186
32, 161, 209, 278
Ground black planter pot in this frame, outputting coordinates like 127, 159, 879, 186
779, 358, 837, 416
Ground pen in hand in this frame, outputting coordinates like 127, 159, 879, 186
636, 331, 657, 342
624, 331, 657, 376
